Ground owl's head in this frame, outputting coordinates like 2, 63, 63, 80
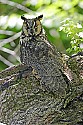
21, 15, 43, 37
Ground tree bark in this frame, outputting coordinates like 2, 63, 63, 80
0, 55, 83, 125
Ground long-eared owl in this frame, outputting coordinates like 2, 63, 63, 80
20, 15, 68, 99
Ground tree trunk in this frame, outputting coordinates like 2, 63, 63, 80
0, 55, 83, 125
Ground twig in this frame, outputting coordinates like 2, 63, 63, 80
0, 0, 33, 13
0, 47, 16, 55
0, 55, 14, 66
0, 30, 15, 35
0, 47, 20, 62
0, 32, 21, 47
70, 52, 83, 58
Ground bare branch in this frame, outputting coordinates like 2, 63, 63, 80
0, 47, 20, 62
0, 32, 21, 47
0, 55, 14, 66
0, 47, 16, 55
0, 0, 33, 13
0, 30, 15, 35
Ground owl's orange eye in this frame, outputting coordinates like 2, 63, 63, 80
35, 26, 37, 29
34, 22, 42, 36
36, 20, 40, 26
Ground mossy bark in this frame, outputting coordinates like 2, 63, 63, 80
0, 56, 83, 125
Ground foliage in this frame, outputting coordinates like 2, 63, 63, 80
0, 0, 83, 70
59, 18, 83, 54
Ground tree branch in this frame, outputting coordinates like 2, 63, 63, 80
0, 32, 21, 47
0, 0, 33, 13
0, 55, 83, 125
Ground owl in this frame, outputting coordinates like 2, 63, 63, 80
20, 15, 68, 99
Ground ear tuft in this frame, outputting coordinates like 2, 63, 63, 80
37, 15, 43, 20
21, 15, 27, 21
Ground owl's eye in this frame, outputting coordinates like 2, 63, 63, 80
35, 26, 38, 31
26, 23, 29, 28
34, 20, 42, 35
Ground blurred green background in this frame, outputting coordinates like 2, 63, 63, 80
0, 0, 83, 71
